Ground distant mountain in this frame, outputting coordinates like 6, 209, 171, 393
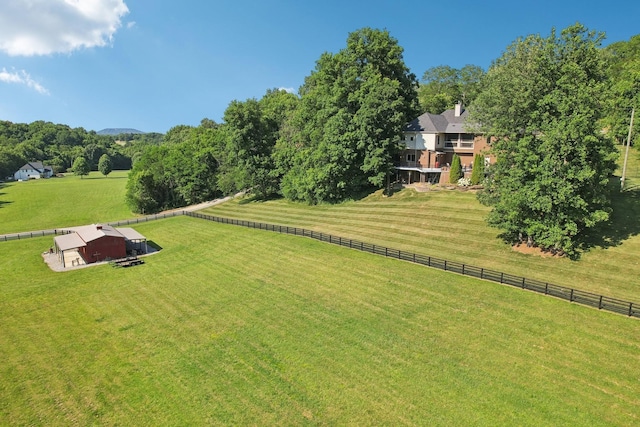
97, 128, 145, 135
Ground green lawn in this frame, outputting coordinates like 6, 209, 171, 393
0, 171, 133, 234
202, 146, 640, 302
1, 216, 639, 425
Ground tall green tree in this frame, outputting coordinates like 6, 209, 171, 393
418, 65, 485, 114
279, 28, 419, 203
602, 35, 640, 144
125, 124, 224, 213
72, 156, 90, 179
470, 23, 618, 256
219, 98, 271, 197
98, 153, 112, 177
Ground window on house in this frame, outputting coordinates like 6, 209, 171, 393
407, 154, 416, 162
410, 136, 414, 141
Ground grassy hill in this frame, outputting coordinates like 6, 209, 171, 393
0, 171, 133, 234
203, 146, 640, 302
1, 216, 639, 425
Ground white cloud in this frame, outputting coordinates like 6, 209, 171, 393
127, 21, 136, 29
0, 68, 50, 94
0, 0, 129, 56
278, 87, 295, 94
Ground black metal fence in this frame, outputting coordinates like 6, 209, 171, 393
0, 228, 73, 241
107, 211, 184, 227
3, 209, 636, 318
185, 211, 639, 319
0, 211, 185, 242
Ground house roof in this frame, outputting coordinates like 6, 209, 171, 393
405, 106, 472, 134
17, 161, 46, 172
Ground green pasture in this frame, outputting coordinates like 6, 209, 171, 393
1, 216, 639, 425
0, 170, 133, 234
204, 146, 640, 302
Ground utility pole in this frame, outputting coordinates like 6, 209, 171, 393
621, 107, 635, 191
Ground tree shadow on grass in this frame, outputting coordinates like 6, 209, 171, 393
577, 180, 640, 253
0, 184, 10, 208
238, 193, 282, 205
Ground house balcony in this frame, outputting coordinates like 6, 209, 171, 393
444, 140, 474, 150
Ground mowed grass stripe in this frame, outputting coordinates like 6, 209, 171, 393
1, 216, 639, 425
0, 171, 134, 234
205, 184, 640, 301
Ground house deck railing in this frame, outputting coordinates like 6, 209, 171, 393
445, 140, 474, 149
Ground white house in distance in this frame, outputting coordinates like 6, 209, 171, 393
14, 162, 54, 180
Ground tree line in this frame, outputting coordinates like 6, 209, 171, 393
125, 28, 421, 211
0, 120, 163, 179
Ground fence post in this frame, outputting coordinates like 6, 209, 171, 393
427, 256, 431, 266
569, 289, 574, 302
500, 272, 504, 284
444, 260, 447, 271
629, 303, 634, 317
480, 268, 483, 279
598, 295, 603, 310
462, 264, 465, 275
385, 247, 388, 257
545, 283, 549, 295
522, 277, 526, 289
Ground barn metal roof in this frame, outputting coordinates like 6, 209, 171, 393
116, 227, 146, 241
55, 233, 87, 251
67, 224, 123, 243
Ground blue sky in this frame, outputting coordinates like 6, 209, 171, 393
0, 0, 638, 134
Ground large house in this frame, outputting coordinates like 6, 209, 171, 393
395, 103, 491, 184
14, 162, 54, 180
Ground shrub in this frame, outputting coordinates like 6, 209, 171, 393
470, 154, 485, 185
449, 154, 463, 183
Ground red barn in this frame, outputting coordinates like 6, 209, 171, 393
53, 224, 147, 267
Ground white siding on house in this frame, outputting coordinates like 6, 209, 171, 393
421, 133, 437, 151
14, 169, 40, 180
402, 132, 439, 151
